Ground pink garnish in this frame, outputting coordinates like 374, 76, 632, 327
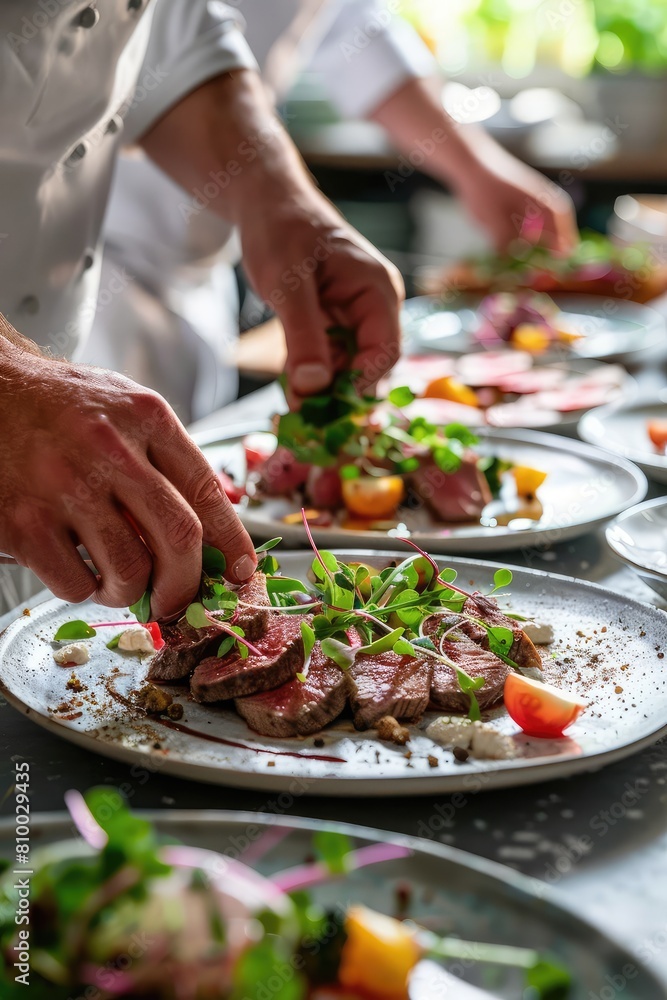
273, 843, 412, 893
64, 789, 108, 850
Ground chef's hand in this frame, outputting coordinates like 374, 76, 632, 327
140, 69, 404, 403
371, 77, 578, 255
0, 338, 256, 618
237, 189, 404, 401
449, 133, 578, 254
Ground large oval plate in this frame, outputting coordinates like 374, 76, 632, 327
197, 424, 646, 554
579, 392, 667, 484
1, 552, 667, 796
401, 293, 666, 363
0, 811, 662, 999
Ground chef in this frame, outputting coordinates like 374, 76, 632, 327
0, 0, 403, 618
84, 0, 577, 421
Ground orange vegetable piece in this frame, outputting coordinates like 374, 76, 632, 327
647, 419, 667, 451
341, 476, 405, 519
422, 376, 479, 408
338, 906, 422, 1000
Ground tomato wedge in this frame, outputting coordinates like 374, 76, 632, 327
647, 419, 667, 452
144, 621, 164, 651
504, 673, 585, 738
217, 471, 245, 505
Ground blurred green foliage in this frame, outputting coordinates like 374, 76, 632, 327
402, 0, 667, 77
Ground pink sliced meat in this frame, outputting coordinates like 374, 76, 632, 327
380, 355, 456, 395
256, 446, 310, 496
402, 397, 486, 428
455, 350, 533, 388
496, 367, 567, 395
306, 466, 343, 509
409, 455, 492, 523
235, 642, 347, 738
346, 650, 433, 729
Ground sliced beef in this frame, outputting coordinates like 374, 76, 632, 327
346, 651, 433, 730
409, 455, 492, 523
256, 446, 310, 496
147, 622, 222, 683
234, 572, 272, 642
433, 637, 510, 712
423, 614, 510, 711
147, 573, 272, 683
235, 641, 347, 738
461, 594, 542, 671
191, 615, 305, 703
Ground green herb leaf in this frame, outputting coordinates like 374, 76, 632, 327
393, 638, 416, 656
185, 602, 210, 629
301, 621, 316, 661
313, 830, 353, 874
320, 637, 355, 670
130, 589, 151, 624
202, 545, 226, 577
445, 422, 479, 447
388, 385, 416, 407
267, 576, 309, 596
54, 620, 96, 642
296, 672, 307, 683
487, 625, 514, 658
340, 464, 360, 480
106, 634, 121, 650
254, 537, 282, 554
216, 636, 235, 658
492, 568, 513, 592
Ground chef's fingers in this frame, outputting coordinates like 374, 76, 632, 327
343, 281, 403, 394
276, 274, 333, 399
531, 185, 578, 255
14, 519, 97, 605
72, 503, 153, 610
145, 432, 257, 587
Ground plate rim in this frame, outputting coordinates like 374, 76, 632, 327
1, 551, 667, 796
578, 390, 667, 473
605, 495, 667, 581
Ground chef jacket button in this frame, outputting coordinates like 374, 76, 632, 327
105, 115, 122, 135
77, 6, 99, 28
66, 142, 87, 165
127, 0, 142, 10
83, 251, 95, 271
19, 296, 39, 316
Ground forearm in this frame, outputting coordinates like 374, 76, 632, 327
369, 75, 491, 194
140, 68, 320, 228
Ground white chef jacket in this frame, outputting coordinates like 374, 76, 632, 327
83, 0, 436, 421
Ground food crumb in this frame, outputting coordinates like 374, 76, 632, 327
375, 715, 410, 745
615, 685, 624, 694
659, 653, 665, 660
313, 737, 325, 748
454, 746, 470, 762
135, 684, 173, 714
165, 703, 183, 721
65, 674, 84, 692
427, 755, 439, 768
267, 760, 276, 767
22, 608, 30, 617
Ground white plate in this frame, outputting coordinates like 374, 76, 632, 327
198, 424, 647, 554
0, 811, 662, 999
606, 496, 667, 600
1, 552, 667, 796
579, 391, 667, 484
402, 293, 666, 363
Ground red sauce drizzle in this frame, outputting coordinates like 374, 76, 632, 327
155, 716, 346, 764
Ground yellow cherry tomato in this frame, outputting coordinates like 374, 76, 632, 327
512, 465, 548, 497
422, 376, 479, 408
339, 906, 422, 1000
341, 476, 405, 519
510, 324, 551, 354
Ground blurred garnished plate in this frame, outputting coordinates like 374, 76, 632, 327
197, 423, 646, 554
579, 392, 667, 485
401, 294, 666, 364
0, 810, 663, 999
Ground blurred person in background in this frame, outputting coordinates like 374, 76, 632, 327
84, 0, 577, 423
0, 0, 403, 615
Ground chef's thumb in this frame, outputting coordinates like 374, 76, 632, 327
279, 276, 333, 398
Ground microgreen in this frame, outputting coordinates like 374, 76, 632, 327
129, 589, 151, 624
299, 510, 517, 720
54, 620, 96, 642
